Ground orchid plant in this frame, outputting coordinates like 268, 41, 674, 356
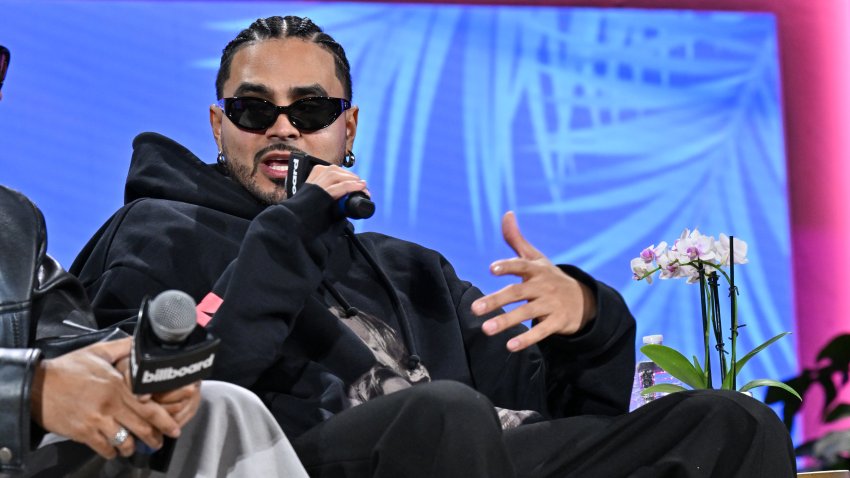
630, 228, 801, 399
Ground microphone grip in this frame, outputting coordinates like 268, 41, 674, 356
149, 436, 178, 472
338, 192, 375, 219
130, 437, 177, 472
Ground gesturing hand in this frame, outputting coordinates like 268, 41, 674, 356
30, 338, 182, 459
471, 211, 597, 352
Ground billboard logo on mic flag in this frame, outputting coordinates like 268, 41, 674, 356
130, 290, 220, 394
287, 152, 316, 199
290, 155, 300, 196
141, 354, 215, 383
286, 151, 375, 219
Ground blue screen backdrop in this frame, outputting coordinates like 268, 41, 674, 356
0, 2, 793, 406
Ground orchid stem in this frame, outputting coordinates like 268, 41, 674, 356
698, 264, 712, 388
730, 236, 737, 391
708, 272, 726, 384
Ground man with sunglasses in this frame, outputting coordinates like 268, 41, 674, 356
71, 16, 795, 478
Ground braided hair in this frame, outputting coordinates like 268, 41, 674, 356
215, 15, 352, 100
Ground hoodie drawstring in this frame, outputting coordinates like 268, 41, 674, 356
323, 228, 421, 371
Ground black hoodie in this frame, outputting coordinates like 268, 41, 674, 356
71, 132, 636, 438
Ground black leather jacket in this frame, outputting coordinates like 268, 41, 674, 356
0, 185, 97, 473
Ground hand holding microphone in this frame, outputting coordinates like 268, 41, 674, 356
287, 151, 375, 219
30, 337, 181, 460
127, 290, 219, 471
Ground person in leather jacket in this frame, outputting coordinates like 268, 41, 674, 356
0, 182, 310, 478
0, 44, 194, 473
0, 184, 191, 474
0, 42, 197, 474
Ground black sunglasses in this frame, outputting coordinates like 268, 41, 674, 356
0, 46, 9, 92
218, 96, 351, 132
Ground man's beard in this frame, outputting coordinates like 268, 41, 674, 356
224, 159, 286, 206
221, 143, 296, 206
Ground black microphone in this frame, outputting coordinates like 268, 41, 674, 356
129, 290, 220, 472
287, 151, 375, 219
338, 192, 375, 219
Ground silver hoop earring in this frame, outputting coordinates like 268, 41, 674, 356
217, 151, 226, 166
342, 151, 356, 168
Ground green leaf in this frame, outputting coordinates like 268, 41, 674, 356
722, 332, 791, 390
640, 383, 690, 395
641, 344, 707, 389
825, 403, 850, 423
739, 379, 802, 400
692, 355, 705, 378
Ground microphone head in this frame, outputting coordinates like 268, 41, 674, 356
148, 290, 197, 344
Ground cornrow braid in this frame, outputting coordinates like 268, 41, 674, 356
215, 15, 352, 100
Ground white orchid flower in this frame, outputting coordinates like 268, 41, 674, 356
715, 233, 748, 265
631, 257, 654, 283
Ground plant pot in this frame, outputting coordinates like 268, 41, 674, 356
797, 471, 850, 477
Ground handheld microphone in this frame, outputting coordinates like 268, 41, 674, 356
130, 290, 219, 394
129, 290, 220, 472
286, 151, 375, 219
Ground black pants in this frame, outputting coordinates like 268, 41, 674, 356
292, 381, 796, 478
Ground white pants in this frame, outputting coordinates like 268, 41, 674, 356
154, 381, 308, 478
22, 381, 308, 478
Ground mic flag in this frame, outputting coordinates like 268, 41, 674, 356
286, 151, 375, 219
130, 290, 220, 395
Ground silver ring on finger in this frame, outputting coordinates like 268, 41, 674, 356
110, 426, 130, 447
